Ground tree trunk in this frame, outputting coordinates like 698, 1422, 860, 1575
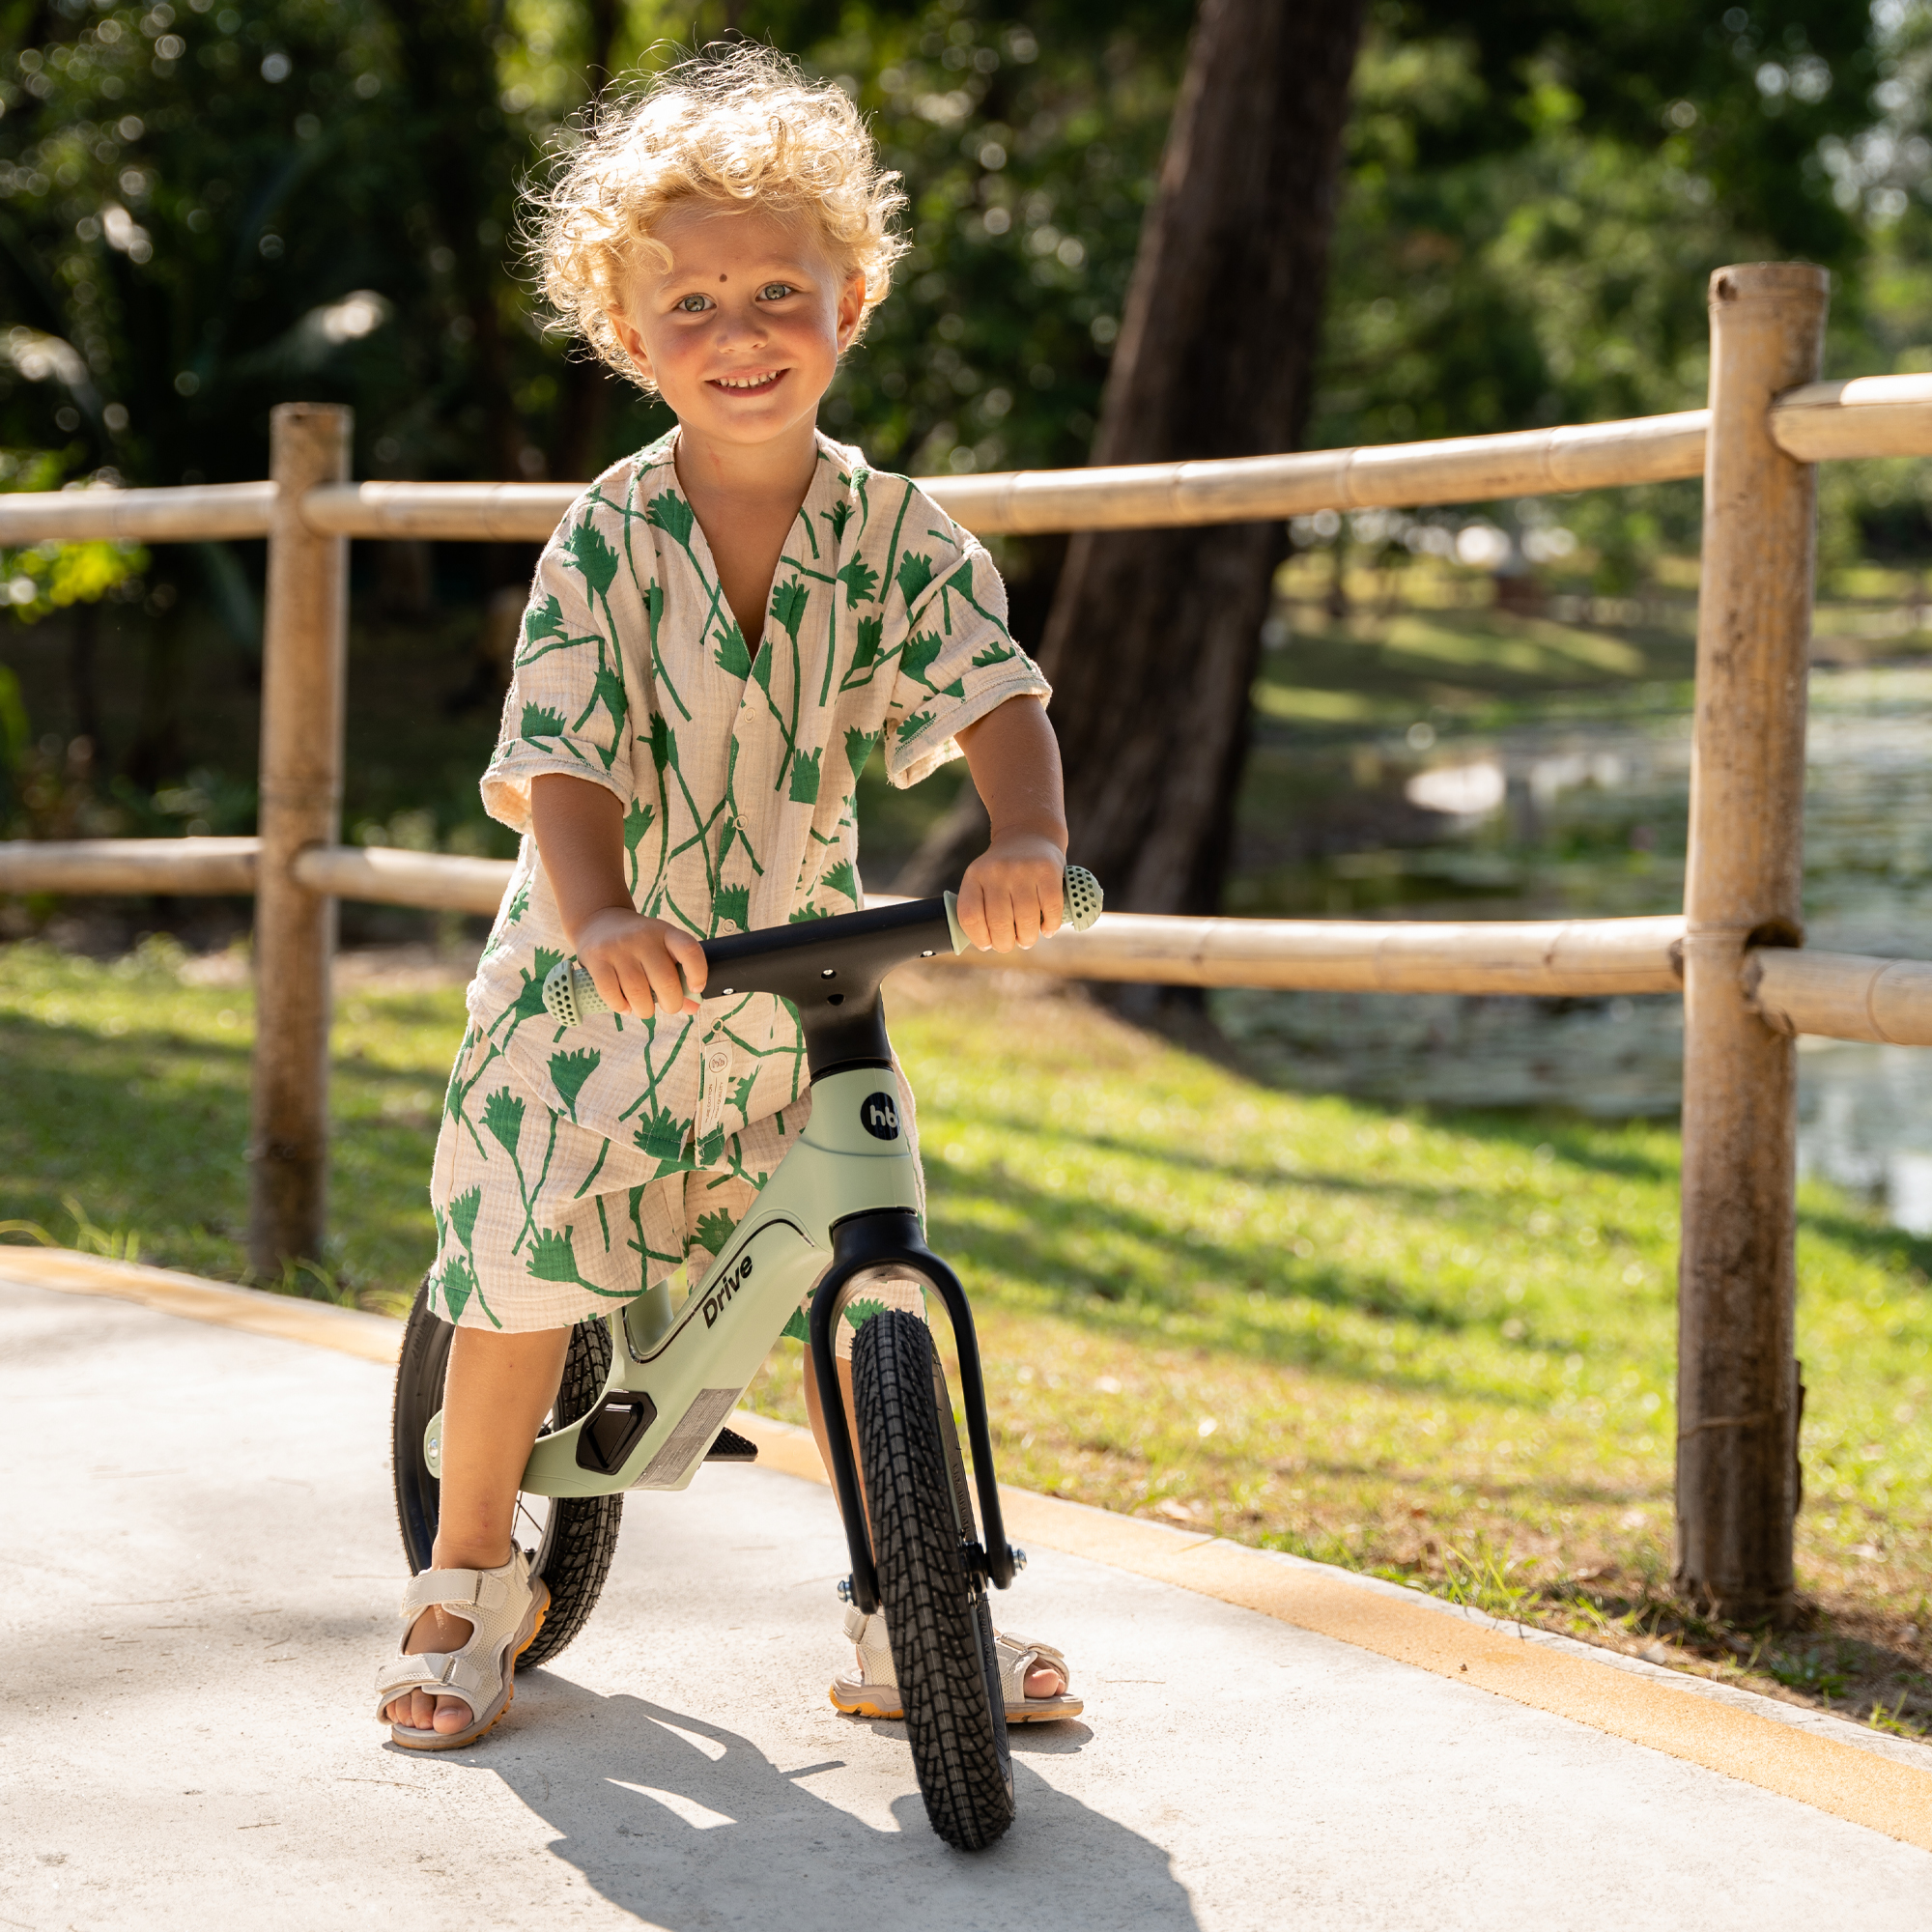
896, 0, 1365, 912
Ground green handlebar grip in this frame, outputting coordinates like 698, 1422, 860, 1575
943, 863, 1103, 954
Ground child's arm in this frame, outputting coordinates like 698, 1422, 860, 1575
952, 696, 1069, 952
530, 773, 706, 1015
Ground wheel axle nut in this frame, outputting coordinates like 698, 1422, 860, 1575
1011, 1547, 1028, 1573
837, 1576, 855, 1604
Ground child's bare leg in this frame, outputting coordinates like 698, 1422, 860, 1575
802, 1349, 1066, 1701
384, 1323, 571, 1735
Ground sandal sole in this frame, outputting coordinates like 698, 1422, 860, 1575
385, 1590, 550, 1752
829, 1685, 1084, 1725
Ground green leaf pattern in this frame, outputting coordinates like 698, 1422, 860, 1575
446, 431, 1046, 1312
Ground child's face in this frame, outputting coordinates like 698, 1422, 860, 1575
609, 201, 866, 452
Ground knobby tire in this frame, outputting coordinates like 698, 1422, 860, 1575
851, 1309, 1015, 1852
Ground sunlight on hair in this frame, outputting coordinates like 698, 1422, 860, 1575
526, 43, 909, 393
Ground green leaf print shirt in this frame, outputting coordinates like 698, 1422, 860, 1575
468, 428, 1051, 1170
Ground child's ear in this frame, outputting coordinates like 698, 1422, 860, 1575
835, 271, 867, 351
607, 305, 655, 386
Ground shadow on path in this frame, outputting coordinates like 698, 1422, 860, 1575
443, 1681, 1199, 1930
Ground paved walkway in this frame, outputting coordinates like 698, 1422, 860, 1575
4, 1259, 1930, 1930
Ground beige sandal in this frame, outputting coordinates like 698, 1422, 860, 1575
374, 1548, 550, 1751
829, 1605, 1084, 1724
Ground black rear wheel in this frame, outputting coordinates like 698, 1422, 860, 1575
851, 1308, 1014, 1852
391, 1279, 622, 1669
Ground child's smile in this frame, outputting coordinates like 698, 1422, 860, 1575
608, 201, 865, 462
710, 367, 786, 395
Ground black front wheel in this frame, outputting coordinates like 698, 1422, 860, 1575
391, 1279, 622, 1669
851, 1308, 1014, 1852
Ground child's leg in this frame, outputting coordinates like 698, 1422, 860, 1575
383, 1323, 570, 1736
800, 1330, 1067, 1703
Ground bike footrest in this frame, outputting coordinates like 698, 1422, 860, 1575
704, 1425, 760, 1463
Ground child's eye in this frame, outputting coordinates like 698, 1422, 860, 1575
758, 282, 794, 301
674, 294, 712, 314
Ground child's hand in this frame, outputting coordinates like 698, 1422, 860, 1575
956, 833, 1065, 952
572, 907, 708, 1016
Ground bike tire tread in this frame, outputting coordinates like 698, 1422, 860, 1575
852, 1309, 1014, 1852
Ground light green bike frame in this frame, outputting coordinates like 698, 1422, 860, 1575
423, 1062, 919, 1498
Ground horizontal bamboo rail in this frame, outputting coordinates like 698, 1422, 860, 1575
0, 479, 275, 543
12, 834, 1932, 1040
7, 375, 1932, 549
288, 842, 515, 911
1747, 948, 1932, 1045
0, 836, 260, 895
300, 480, 583, 542
946, 908, 1687, 994
928, 413, 1710, 536
1766, 374, 1932, 462
298, 412, 1712, 540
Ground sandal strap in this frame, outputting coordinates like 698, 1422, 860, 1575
994, 1631, 1072, 1702
840, 1605, 897, 1689
400, 1563, 514, 1621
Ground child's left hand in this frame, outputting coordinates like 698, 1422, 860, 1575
956, 832, 1066, 952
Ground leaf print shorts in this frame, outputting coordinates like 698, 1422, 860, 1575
424, 1043, 926, 1348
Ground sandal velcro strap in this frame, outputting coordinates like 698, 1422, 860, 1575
375, 1652, 469, 1706
399, 1566, 510, 1620
995, 1632, 1072, 1704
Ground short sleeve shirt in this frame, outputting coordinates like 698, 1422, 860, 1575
465, 427, 1051, 1175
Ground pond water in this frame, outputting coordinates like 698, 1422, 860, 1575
1217, 663, 1932, 1231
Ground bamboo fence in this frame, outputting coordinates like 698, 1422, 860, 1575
4, 264, 1929, 1612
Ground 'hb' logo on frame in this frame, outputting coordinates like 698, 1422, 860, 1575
861, 1092, 900, 1140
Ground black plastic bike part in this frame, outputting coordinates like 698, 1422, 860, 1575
391, 1284, 622, 1670
700, 895, 954, 1076
574, 1389, 659, 1476
808, 1209, 1017, 1617
704, 1425, 759, 1463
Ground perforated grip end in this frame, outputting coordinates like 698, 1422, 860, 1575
1062, 864, 1103, 931
544, 954, 703, 1027
944, 864, 1104, 954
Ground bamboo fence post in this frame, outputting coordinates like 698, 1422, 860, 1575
247, 404, 351, 1278
1676, 263, 1828, 1620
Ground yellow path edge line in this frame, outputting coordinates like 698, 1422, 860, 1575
12, 1246, 1930, 1852
0, 1245, 405, 1363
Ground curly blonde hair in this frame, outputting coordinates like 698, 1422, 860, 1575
528, 44, 908, 391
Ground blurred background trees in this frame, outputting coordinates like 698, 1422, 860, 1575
2, 0, 1930, 908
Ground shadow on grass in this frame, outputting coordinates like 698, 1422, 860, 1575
923, 1164, 1613, 1408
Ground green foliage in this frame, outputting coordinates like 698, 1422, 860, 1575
1306, 5, 1892, 573
0, 451, 144, 627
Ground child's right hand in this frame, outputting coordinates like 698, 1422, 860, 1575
571, 907, 707, 1017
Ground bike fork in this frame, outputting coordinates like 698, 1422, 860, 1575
808, 1208, 1018, 1615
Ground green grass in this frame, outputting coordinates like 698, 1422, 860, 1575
2, 940, 1928, 1737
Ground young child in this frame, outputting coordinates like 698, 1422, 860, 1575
376, 47, 1080, 1749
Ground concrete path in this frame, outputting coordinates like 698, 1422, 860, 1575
3, 1266, 1930, 1931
